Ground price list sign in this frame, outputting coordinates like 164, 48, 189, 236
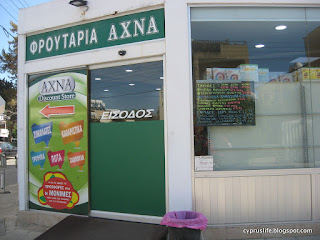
196, 81, 255, 126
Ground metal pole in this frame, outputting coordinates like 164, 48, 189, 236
0, 154, 10, 194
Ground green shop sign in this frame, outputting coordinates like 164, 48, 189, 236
26, 8, 165, 61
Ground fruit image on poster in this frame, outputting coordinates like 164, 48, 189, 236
28, 70, 88, 214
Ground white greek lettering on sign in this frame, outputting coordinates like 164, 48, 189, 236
51, 153, 63, 163
69, 155, 85, 164
61, 125, 83, 138
108, 16, 159, 41
30, 28, 98, 55
29, 15, 160, 55
101, 109, 154, 120
33, 126, 52, 138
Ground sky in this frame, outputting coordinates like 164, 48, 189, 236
0, 0, 53, 80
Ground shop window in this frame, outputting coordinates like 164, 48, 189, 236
191, 7, 320, 170
90, 61, 164, 123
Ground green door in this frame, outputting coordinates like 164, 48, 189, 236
89, 61, 166, 217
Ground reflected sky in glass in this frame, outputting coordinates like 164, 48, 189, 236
90, 61, 163, 111
191, 21, 320, 72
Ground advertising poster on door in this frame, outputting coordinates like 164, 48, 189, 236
28, 69, 88, 214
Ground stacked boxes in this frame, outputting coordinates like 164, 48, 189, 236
292, 68, 320, 81
269, 72, 293, 83
206, 68, 240, 81
205, 65, 320, 82
206, 64, 259, 82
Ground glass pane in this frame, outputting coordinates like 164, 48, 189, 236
90, 61, 164, 123
191, 7, 320, 171
305, 9, 320, 167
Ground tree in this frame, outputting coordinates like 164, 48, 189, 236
6, 98, 17, 140
0, 21, 18, 82
0, 21, 18, 140
0, 78, 17, 140
0, 78, 16, 102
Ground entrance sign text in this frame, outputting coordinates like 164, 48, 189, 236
26, 9, 165, 61
101, 109, 154, 120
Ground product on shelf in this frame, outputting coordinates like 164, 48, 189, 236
269, 72, 280, 82
310, 68, 320, 80
280, 73, 293, 82
212, 68, 227, 81
226, 68, 241, 81
258, 68, 269, 82
298, 68, 310, 81
206, 68, 213, 80
239, 64, 258, 82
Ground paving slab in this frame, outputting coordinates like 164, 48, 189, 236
0, 219, 5, 237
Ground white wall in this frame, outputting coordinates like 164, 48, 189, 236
18, 0, 166, 212
164, 1, 194, 211
19, 0, 164, 34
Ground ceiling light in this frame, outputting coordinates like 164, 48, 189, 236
156, 88, 161, 91
95, 78, 101, 80
126, 69, 133, 72
129, 83, 135, 86
275, 25, 287, 30
104, 89, 109, 92
160, 77, 164, 79
69, 0, 88, 7
255, 44, 265, 48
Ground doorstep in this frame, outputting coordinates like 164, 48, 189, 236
17, 210, 68, 229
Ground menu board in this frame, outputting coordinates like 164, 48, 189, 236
196, 81, 255, 126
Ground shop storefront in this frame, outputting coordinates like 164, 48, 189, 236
18, 0, 320, 231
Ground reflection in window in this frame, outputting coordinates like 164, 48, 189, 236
90, 61, 164, 123
191, 8, 320, 171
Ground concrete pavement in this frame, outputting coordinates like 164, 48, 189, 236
0, 158, 50, 239
2, 158, 320, 239
0, 184, 50, 239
